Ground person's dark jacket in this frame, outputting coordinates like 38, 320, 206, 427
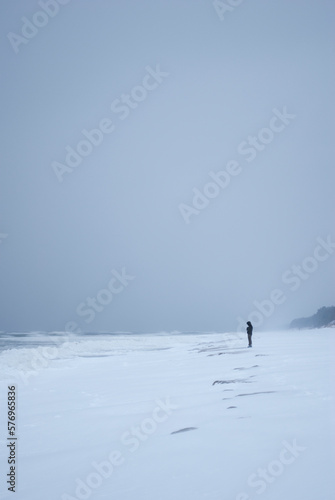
246, 323, 253, 335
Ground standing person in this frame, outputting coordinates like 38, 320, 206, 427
246, 321, 253, 348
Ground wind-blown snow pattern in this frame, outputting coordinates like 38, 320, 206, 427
0, 329, 334, 500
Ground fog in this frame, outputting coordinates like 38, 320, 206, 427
0, 0, 334, 333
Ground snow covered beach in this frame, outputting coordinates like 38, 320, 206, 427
0, 329, 334, 500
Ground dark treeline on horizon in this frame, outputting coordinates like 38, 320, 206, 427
290, 306, 335, 329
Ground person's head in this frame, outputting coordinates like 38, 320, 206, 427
246, 321, 252, 326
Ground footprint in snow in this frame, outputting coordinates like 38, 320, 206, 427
213, 378, 255, 386
237, 391, 277, 397
171, 427, 197, 435
234, 365, 259, 370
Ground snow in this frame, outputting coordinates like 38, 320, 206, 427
0, 329, 334, 500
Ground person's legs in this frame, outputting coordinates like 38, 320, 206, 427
248, 333, 252, 347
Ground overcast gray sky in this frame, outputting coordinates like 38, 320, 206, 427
0, 0, 334, 333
